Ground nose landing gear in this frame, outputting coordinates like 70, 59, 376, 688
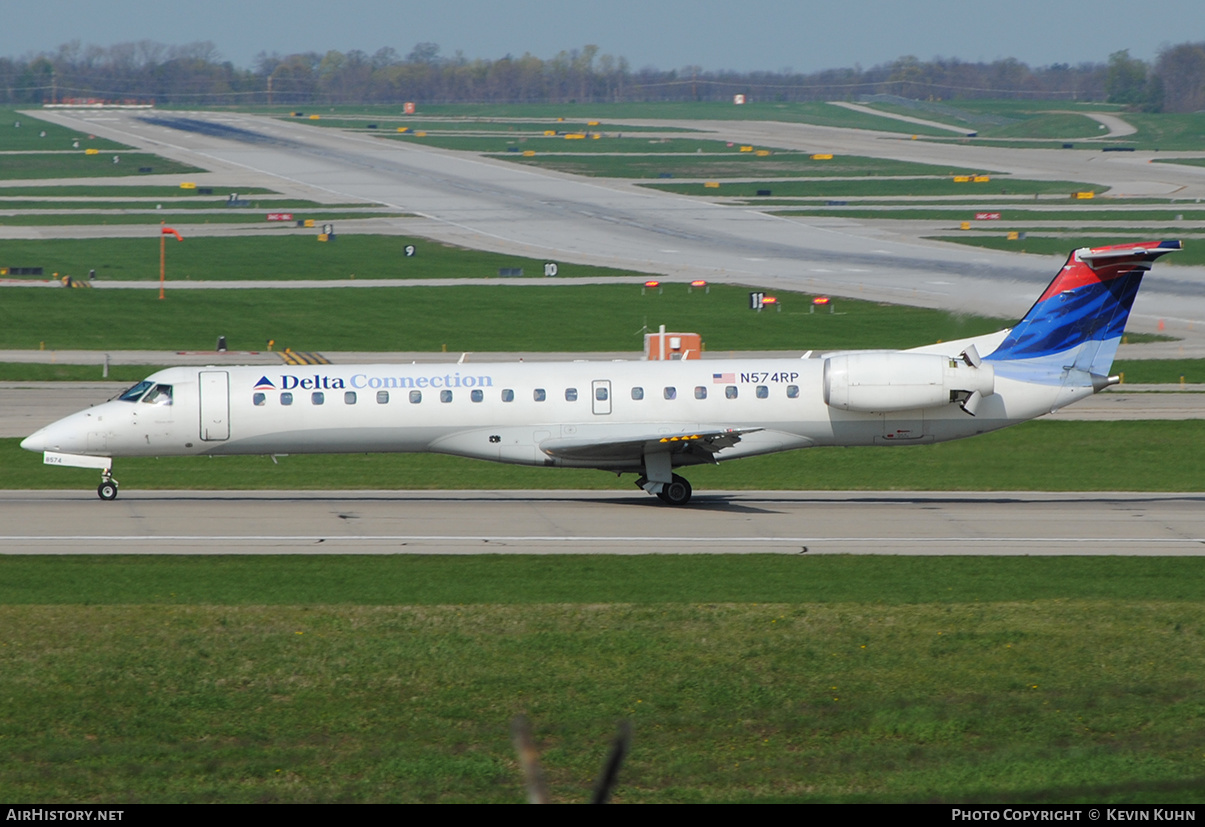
98, 471, 119, 501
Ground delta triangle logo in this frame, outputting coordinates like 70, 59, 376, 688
254, 376, 276, 390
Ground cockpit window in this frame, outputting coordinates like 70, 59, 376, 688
142, 384, 173, 406
117, 380, 154, 402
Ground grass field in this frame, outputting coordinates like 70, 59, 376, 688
0, 283, 1005, 352
279, 100, 957, 135
7, 420, 1205, 492
647, 178, 1100, 198
0, 235, 636, 284
0, 199, 367, 211
394, 135, 740, 153
0, 108, 129, 151
0, 185, 280, 197
501, 153, 987, 180
863, 104, 1108, 141
774, 207, 1205, 222
0, 152, 203, 180
302, 116, 689, 132
0, 211, 399, 227
3, 555, 1204, 803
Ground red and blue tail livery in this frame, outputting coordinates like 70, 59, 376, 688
985, 240, 1181, 382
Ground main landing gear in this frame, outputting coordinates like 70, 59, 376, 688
635, 473, 693, 506
97, 471, 119, 501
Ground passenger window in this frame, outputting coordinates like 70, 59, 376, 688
345, 391, 357, 405
377, 390, 390, 404
694, 386, 707, 400
471, 389, 484, 402
281, 392, 294, 406
440, 390, 453, 403
664, 387, 677, 400
410, 390, 422, 404
312, 392, 324, 405
596, 386, 608, 401
534, 389, 546, 402
253, 392, 266, 407
756, 385, 769, 399
142, 384, 173, 406
565, 388, 578, 402
725, 386, 738, 399
631, 387, 644, 400
787, 385, 799, 399
502, 389, 514, 402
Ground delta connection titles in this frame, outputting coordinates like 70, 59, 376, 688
260, 371, 495, 392
951, 811, 1195, 822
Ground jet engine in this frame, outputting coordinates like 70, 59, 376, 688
823, 348, 995, 416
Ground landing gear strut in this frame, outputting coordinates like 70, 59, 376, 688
636, 473, 692, 506
97, 471, 119, 501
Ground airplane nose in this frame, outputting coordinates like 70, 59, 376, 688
20, 431, 45, 452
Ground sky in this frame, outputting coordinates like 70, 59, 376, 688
4, 0, 1201, 73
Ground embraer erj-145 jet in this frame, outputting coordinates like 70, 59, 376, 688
22, 240, 1181, 505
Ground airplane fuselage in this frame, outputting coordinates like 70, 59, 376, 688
25, 356, 1062, 471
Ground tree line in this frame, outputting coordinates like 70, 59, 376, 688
1, 39, 1203, 112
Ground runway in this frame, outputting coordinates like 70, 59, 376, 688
2, 489, 1204, 556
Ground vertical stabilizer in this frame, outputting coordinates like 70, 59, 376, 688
984, 240, 1181, 384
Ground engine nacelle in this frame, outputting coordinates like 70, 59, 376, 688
823, 352, 995, 414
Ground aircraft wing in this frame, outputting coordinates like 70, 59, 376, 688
540, 427, 760, 463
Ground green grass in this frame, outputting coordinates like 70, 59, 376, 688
345, 101, 959, 134
0, 211, 399, 227
0, 108, 129, 151
0, 283, 1005, 352
0, 363, 166, 381
306, 117, 687, 132
500, 153, 988, 180
0, 153, 204, 180
864, 104, 1108, 141
932, 236, 1205, 266
0, 235, 633, 283
940, 100, 1124, 116
3, 557, 1205, 802
0, 199, 368, 211
0, 185, 279, 197
1113, 359, 1205, 384
647, 178, 1102, 198
774, 207, 1205, 221
7, 421, 1205, 492
6, 555, 1205, 605
394, 135, 732, 153
1101, 113, 1205, 151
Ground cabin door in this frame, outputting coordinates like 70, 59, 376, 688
592, 380, 612, 415
199, 371, 230, 441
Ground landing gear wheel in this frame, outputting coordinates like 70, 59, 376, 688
657, 474, 692, 506
97, 480, 118, 501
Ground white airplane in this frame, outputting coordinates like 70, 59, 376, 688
21, 240, 1181, 505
